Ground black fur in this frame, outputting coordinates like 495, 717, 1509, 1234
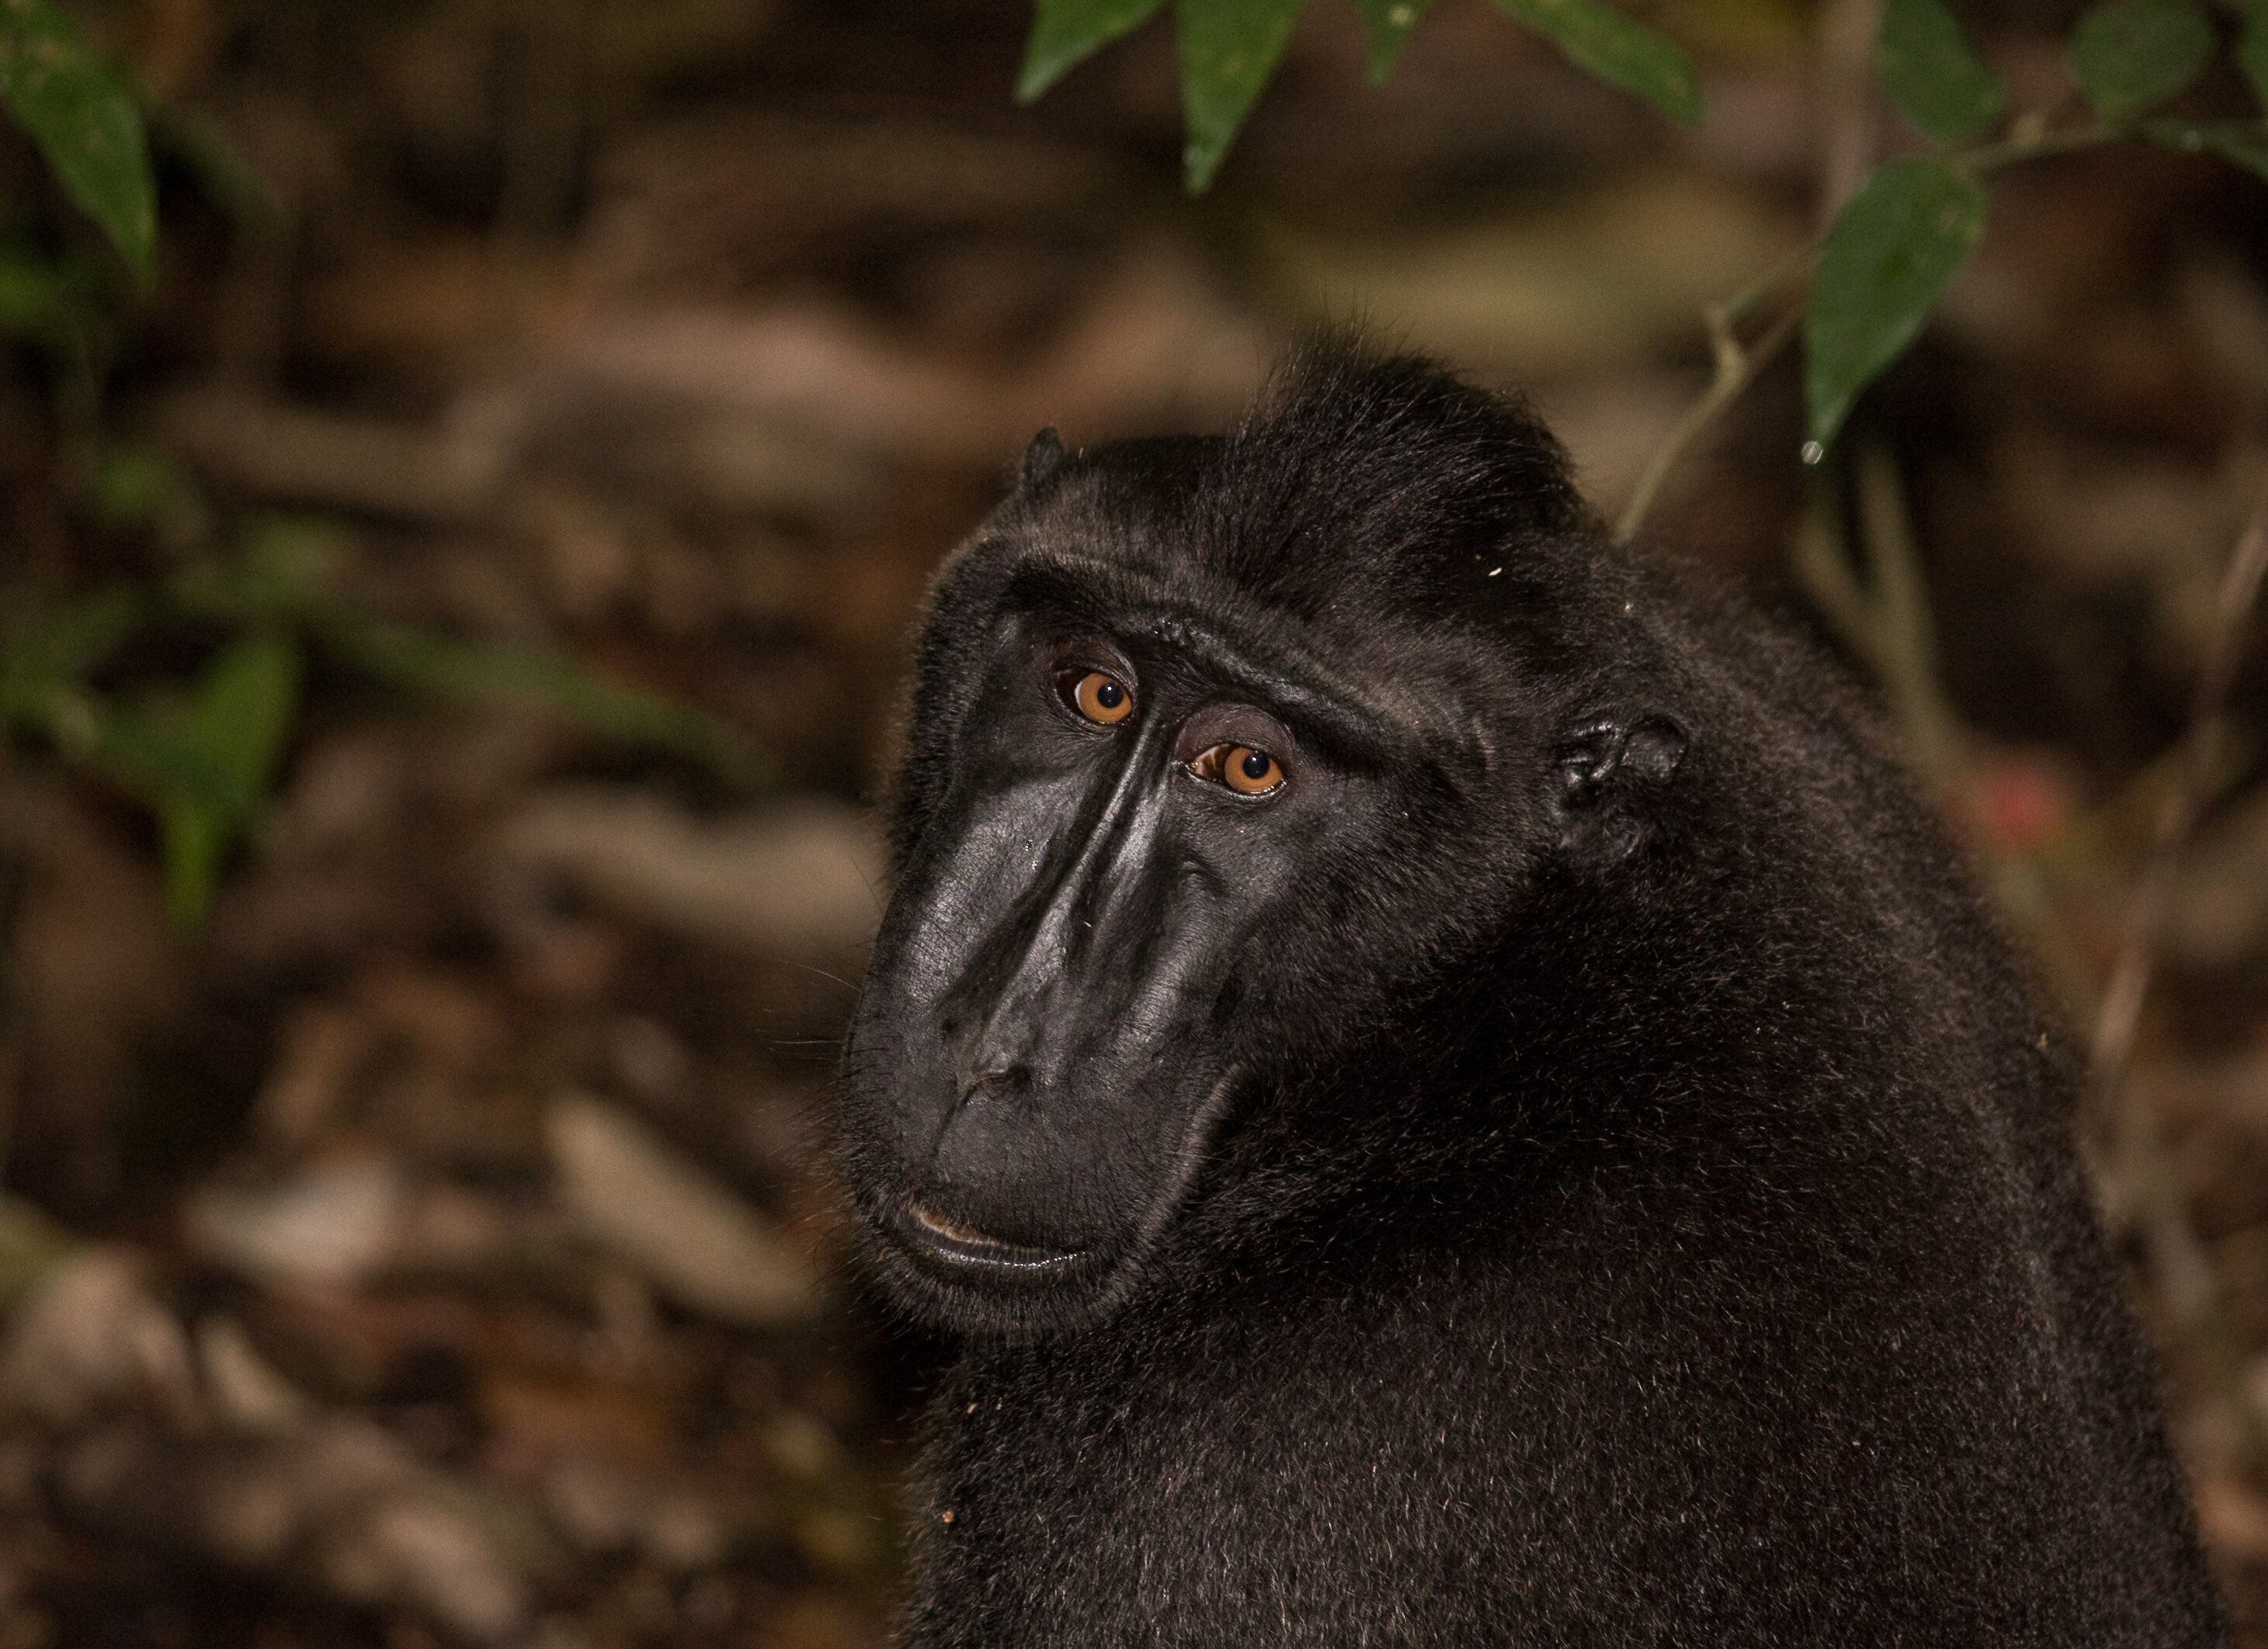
837, 345, 2225, 1646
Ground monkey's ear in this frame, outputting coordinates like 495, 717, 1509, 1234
1020, 427, 1066, 491
1553, 714, 1688, 866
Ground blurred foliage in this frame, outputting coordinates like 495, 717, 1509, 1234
3, 490, 761, 927
1804, 157, 1986, 453
0, 6, 763, 929
0, 0, 154, 281
1022, 0, 1697, 187
154, 631, 299, 928
1876, 0, 2004, 145
2068, 0, 2216, 122
1033, 0, 2268, 453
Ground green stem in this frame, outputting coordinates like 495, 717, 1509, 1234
1958, 121, 2118, 174
1715, 242, 1819, 333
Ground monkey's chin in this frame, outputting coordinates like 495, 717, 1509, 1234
858, 1195, 1145, 1340
844, 1069, 1246, 1339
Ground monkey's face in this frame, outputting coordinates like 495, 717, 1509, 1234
837, 547, 1573, 1339
837, 371, 1686, 1339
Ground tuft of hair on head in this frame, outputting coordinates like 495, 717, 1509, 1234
1196, 333, 1594, 611
1019, 426, 1067, 492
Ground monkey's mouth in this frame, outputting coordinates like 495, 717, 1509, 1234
892, 1200, 1088, 1275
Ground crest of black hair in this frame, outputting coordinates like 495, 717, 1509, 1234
1001, 335, 1587, 608
1204, 340, 1590, 601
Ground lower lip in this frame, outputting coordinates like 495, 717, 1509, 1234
892, 1202, 1087, 1274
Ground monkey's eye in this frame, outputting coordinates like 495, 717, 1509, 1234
1058, 668, 1135, 726
1190, 743, 1285, 797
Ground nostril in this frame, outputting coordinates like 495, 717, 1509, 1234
962, 1064, 1034, 1105
946, 1026, 1036, 1109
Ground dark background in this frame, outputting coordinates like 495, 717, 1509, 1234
2, 0, 2267, 1644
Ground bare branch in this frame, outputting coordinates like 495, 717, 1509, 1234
2085, 484, 2268, 1470
2087, 488, 2268, 1137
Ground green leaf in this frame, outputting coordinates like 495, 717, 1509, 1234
159, 799, 224, 929
1351, 0, 1436, 81
185, 632, 300, 812
1876, 0, 2005, 145
318, 613, 765, 784
80, 698, 237, 811
1492, 0, 1702, 127
2145, 118, 2268, 184
2239, 3, 2268, 114
0, 0, 157, 282
2065, 0, 2214, 123
1176, 0, 1307, 191
1804, 157, 1987, 453
1018, 0, 1168, 100
156, 632, 301, 925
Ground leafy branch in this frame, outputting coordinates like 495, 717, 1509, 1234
1614, 0, 2268, 517
1611, 103, 2196, 542
1020, 0, 2268, 519
1019, 0, 1697, 191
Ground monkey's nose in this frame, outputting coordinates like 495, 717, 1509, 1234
968, 1065, 1032, 1102
924, 1065, 1075, 1236
927, 1061, 1034, 1179
952, 1055, 1034, 1109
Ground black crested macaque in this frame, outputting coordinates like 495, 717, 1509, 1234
836, 346, 2226, 1647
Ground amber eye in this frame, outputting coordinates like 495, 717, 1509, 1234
1059, 668, 1134, 726
1191, 743, 1286, 797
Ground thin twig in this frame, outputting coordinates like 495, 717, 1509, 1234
2083, 484, 2268, 1469
1793, 447, 2101, 1012
2087, 488, 2268, 1134
1614, 302, 1801, 545
1614, 0, 1869, 547
1963, 121, 2117, 174
1717, 243, 1821, 333
1786, 447, 1965, 784
1852, 445, 1959, 764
